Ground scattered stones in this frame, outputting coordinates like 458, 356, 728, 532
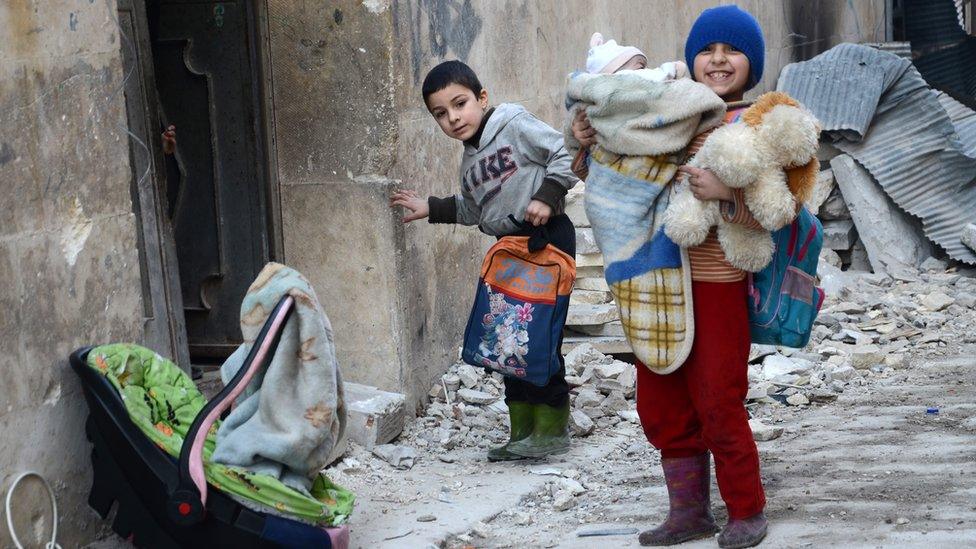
920, 256, 948, 272
552, 490, 576, 511
372, 444, 417, 470
457, 388, 497, 405
749, 419, 784, 442
921, 292, 954, 312
569, 409, 595, 437
574, 388, 604, 409
456, 364, 482, 389
787, 393, 811, 406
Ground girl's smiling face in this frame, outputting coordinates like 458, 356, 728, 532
693, 42, 751, 101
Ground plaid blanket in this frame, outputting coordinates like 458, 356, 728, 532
585, 147, 694, 373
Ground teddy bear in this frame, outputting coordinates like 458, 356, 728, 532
663, 92, 821, 272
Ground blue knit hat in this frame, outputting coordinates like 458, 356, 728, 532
684, 5, 765, 90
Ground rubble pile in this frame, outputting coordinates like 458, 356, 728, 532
370, 259, 975, 470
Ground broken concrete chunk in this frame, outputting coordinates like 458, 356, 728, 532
575, 277, 611, 292
564, 343, 610, 373
820, 248, 843, 270
594, 360, 629, 380
372, 443, 416, 470
822, 219, 857, 250
573, 320, 626, 337
566, 303, 619, 326
570, 289, 613, 306
849, 239, 872, 272
920, 256, 948, 272
576, 228, 599, 255
850, 345, 883, 370
576, 253, 605, 268
749, 419, 784, 442
552, 490, 576, 511
569, 409, 595, 437
565, 186, 589, 227
455, 364, 482, 389
819, 187, 851, 220
616, 410, 640, 424
457, 388, 497, 405
762, 354, 813, 378
344, 382, 407, 451
921, 291, 954, 312
786, 393, 810, 406
805, 168, 836, 213
830, 154, 932, 275
574, 388, 604, 409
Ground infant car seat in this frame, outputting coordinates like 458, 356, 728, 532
70, 296, 350, 548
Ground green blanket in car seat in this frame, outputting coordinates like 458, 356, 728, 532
86, 343, 354, 526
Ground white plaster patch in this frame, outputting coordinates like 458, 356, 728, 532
61, 196, 92, 266
43, 381, 62, 406
363, 0, 390, 14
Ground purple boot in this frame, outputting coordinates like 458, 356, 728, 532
718, 512, 768, 548
639, 453, 719, 546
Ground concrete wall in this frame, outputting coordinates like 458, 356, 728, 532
269, 0, 886, 408
0, 0, 143, 546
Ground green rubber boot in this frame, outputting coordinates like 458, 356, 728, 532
505, 401, 571, 458
487, 401, 535, 462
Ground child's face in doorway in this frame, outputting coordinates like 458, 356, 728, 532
693, 42, 750, 101
426, 84, 489, 142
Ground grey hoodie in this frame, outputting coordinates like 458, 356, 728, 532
428, 103, 578, 236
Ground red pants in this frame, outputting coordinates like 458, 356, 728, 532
635, 279, 766, 519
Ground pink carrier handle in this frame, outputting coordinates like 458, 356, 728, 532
167, 295, 295, 526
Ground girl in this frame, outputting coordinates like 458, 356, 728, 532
572, 6, 777, 548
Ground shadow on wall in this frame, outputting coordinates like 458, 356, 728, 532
404, 0, 484, 84
785, 0, 840, 62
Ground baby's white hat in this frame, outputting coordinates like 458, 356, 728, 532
586, 32, 646, 74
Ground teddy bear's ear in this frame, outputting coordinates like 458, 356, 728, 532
590, 32, 605, 48
786, 158, 820, 204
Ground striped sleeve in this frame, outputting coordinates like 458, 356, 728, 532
720, 189, 764, 230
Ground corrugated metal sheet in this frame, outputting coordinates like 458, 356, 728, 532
863, 41, 913, 59
904, 0, 976, 99
935, 91, 976, 157
778, 43, 976, 264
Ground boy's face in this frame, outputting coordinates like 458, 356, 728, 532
693, 42, 750, 101
426, 84, 489, 141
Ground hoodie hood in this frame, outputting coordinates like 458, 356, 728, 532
465, 103, 527, 154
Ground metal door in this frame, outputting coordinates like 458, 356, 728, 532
148, 0, 270, 358
117, 0, 191, 369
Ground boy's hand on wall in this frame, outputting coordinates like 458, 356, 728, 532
572, 110, 597, 148
525, 199, 552, 227
678, 166, 734, 202
390, 189, 430, 223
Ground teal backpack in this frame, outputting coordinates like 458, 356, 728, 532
747, 206, 825, 348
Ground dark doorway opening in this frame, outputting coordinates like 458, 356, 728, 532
147, 0, 272, 361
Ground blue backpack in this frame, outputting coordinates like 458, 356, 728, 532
462, 237, 576, 387
747, 206, 825, 348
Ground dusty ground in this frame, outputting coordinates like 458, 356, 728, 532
332, 345, 976, 549
86, 269, 976, 549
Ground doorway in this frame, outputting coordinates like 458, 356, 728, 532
119, 0, 275, 364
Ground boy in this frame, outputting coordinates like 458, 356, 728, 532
390, 60, 579, 461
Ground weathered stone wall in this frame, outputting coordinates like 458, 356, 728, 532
0, 0, 143, 546
269, 0, 886, 408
